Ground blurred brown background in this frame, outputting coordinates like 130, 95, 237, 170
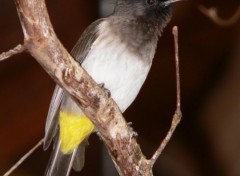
0, 0, 240, 175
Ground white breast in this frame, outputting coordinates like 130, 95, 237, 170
82, 21, 152, 112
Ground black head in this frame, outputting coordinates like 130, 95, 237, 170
113, 0, 178, 25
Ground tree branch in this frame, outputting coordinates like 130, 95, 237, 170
3, 139, 44, 176
14, 0, 152, 175
150, 26, 182, 166
0, 44, 25, 62
0, 0, 183, 175
198, 5, 240, 26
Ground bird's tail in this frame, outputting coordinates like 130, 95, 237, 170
44, 107, 94, 175
44, 139, 77, 176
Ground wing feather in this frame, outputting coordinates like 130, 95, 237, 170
44, 85, 64, 150
71, 19, 104, 63
44, 19, 104, 149
44, 18, 104, 175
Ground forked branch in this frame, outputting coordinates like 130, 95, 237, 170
14, 0, 151, 175
199, 5, 240, 26
1, 0, 182, 175
150, 26, 182, 166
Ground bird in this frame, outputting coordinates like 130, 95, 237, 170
43, 0, 179, 175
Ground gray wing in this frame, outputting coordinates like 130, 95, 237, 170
71, 18, 104, 63
44, 85, 64, 150
43, 19, 104, 150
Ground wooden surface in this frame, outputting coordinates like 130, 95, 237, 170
0, 0, 240, 175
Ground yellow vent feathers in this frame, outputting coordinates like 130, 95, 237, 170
59, 111, 94, 154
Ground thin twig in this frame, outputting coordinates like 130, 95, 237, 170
198, 5, 240, 26
3, 138, 44, 176
0, 44, 25, 62
150, 26, 182, 166
173, 26, 181, 112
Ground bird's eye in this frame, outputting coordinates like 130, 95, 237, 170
146, 0, 156, 6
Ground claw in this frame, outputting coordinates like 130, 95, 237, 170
98, 83, 111, 98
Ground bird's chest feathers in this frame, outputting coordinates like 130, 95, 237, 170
81, 21, 154, 111
83, 40, 149, 84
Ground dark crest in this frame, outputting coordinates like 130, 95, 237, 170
113, 0, 173, 23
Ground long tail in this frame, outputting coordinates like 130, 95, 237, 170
44, 138, 88, 176
44, 139, 77, 176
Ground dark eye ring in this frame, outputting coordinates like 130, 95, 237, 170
146, 0, 156, 5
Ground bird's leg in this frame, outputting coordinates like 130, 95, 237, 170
98, 83, 111, 98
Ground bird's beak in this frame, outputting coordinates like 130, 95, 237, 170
160, 0, 182, 7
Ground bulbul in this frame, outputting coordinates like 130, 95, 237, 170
44, 0, 178, 175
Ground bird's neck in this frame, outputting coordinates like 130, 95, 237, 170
108, 15, 161, 38
106, 16, 160, 63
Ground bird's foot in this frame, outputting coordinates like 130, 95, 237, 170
98, 83, 111, 98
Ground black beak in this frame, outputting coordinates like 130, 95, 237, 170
160, 0, 182, 7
